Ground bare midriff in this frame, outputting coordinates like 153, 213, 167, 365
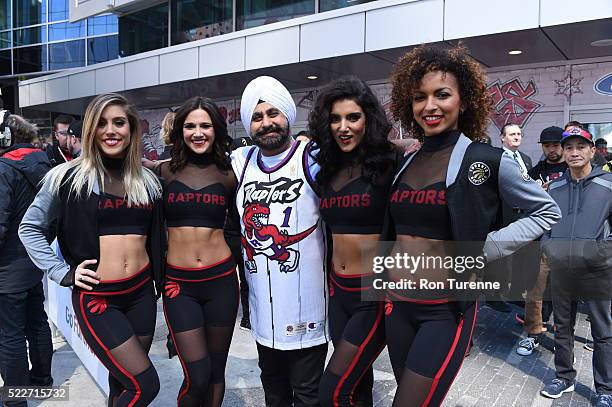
97, 235, 150, 280
332, 233, 380, 276
167, 226, 232, 268
388, 234, 450, 283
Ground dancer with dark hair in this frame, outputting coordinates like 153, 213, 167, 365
383, 45, 560, 406
152, 96, 238, 407
19, 93, 165, 407
310, 76, 399, 406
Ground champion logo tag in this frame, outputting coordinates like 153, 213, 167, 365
468, 162, 491, 185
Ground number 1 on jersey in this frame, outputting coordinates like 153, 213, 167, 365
281, 207, 292, 227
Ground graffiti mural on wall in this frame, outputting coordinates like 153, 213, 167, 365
487, 77, 543, 132
554, 72, 583, 101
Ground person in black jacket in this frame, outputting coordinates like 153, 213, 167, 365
0, 112, 53, 407
383, 44, 560, 406
19, 94, 165, 407
46, 114, 74, 167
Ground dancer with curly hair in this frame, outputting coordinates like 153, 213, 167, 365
383, 45, 561, 406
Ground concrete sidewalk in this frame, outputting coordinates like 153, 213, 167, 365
5, 303, 597, 406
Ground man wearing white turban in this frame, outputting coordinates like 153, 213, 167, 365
232, 76, 329, 406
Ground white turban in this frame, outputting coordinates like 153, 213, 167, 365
240, 76, 296, 135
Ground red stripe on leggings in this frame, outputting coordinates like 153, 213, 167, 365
79, 292, 141, 407
333, 301, 384, 407
162, 299, 191, 403
348, 303, 386, 403
438, 302, 479, 404
421, 302, 477, 407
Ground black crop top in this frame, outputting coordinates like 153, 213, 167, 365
320, 176, 390, 234
389, 130, 459, 240
160, 151, 235, 229
97, 192, 153, 236
318, 149, 397, 234
164, 181, 229, 228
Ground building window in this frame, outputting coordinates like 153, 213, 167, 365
171, 0, 233, 45
0, 50, 11, 75
14, 25, 46, 46
49, 40, 85, 69
49, 21, 86, 41
119, 3, 168, 57
319, 0, 373, 12
0, 1, 10, 30
87, 35, 118, 65
0, 30, 11, 49
88, 15, 118, 36
13, 0, 47, 28
14, 45, 47, 74
49, 0, 69, 22
237, 0, 314, 30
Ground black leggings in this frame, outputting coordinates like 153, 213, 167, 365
72, 265, 159, 407
163, 256, 239, 407
385, 301, 477, 407
319, 271, 385, 407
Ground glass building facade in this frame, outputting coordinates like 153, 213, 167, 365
0, 0, 119, 76
118, 0, 375, 56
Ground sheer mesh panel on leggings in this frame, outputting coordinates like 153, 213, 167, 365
107, 335, 155, 406
172, 327, 210, 407
159, 162, 236, 193
204, 325, 234, 407
108, 335, 154, 407
392, 369, 435, 407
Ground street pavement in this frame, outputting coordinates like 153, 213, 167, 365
3, 302, 597, 406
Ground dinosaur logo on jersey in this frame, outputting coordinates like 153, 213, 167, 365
241, 202, 317, 273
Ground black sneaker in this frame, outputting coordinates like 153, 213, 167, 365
595, 393, 612, 407
541, 379, 575, 399
240, 318, 251, 331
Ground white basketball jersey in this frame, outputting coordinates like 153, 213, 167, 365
233, 141, 329, 350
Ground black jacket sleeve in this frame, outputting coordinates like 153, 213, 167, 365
0, 165, 14, 248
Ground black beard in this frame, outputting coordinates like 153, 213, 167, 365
546, 154, 562, 163
252, 124, 290, 151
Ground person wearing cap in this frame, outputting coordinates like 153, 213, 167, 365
231, 76, 328, 406
68, 120, 82, 158
595, 138, 611, 161
47, 114, 74, 166
540, 127, 612, 406
515, 126, 568, 356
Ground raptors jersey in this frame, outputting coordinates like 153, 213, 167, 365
232, 141, 329, 350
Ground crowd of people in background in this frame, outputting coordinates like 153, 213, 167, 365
0, 43, 610, 407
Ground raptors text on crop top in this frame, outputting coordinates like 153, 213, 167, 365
97, 192, 153, 236
318, 150, 396, 235
320, 175, 391, 234
389, 130, 460, 241
161, 150, 235, 229
96, 155, 153, 236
